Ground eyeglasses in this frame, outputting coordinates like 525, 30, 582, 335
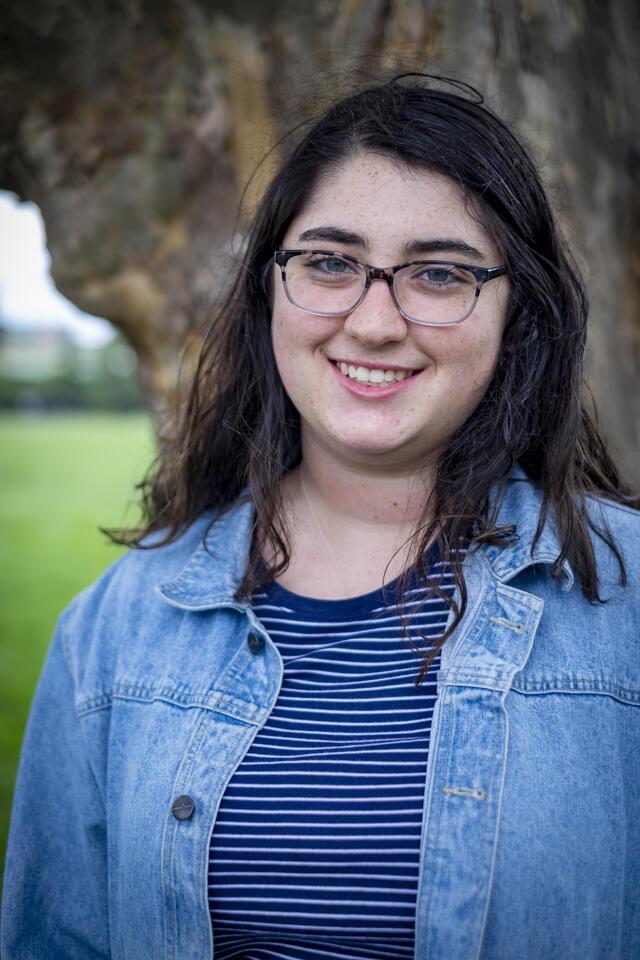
274, 249, 507, 327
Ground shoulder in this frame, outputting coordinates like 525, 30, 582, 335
583, 493, 640, 585
56, 499, 251, 695
65, 488, 256, 618
487, 472, 639, 598
61, 512, 214, 630
585, 492, 640, 533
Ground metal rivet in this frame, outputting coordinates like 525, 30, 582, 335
488, 616, 524, 635
443, 785, 485, 800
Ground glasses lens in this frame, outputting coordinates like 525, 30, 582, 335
284, 253, 366, 315
394, 263, 478, 324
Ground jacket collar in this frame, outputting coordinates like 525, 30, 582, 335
157, 468, 573, 610
483, 466, 574, 589
157, 493, 256, 610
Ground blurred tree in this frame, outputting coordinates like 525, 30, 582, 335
0, 0, 638, 479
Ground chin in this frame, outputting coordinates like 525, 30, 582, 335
330, 433, 414, 459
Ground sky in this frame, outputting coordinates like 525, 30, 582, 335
0, 191, 115, 347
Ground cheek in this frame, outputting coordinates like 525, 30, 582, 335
271, 297, 341, 371
270, 308, 321, 412
271, 316, 298, 397
271, 290, 302, 365
421, 323, 503, 399
424, 322, 499, 366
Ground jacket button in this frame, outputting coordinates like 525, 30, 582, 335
171, 795, 195, 821
247, 631, 264, 654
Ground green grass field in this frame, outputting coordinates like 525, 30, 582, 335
0, 412, 155, 875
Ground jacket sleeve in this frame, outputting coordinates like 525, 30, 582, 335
1, 610, 111, 959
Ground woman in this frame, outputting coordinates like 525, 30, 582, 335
2, 74, 639, 960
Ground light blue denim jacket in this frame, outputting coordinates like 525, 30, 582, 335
2, 470, 639, 959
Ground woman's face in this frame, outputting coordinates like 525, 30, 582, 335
271, 151, 510, 471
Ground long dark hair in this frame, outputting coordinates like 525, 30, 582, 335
110, 73, 636, 686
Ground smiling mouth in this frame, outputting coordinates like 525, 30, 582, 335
332, 360, 421, 386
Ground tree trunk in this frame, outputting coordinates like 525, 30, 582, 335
1, 0, 638, 480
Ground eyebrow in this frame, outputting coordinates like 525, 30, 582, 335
296, 226, 486, 262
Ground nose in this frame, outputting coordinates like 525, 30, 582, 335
342, 276, 408, 345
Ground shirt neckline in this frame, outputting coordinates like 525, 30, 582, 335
253, 542, 441, 621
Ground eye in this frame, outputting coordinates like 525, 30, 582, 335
406, 263, 476, 291
419, 266, 457, 285
306, 254, 355, 276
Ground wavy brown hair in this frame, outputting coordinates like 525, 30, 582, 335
109, 74, 637, 686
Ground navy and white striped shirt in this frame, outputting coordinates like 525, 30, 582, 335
208, 553, 455, 960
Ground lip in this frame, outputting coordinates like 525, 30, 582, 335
330, 356, 419, 373
329, 358, 425, 399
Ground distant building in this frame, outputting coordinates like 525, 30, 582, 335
0, 327, 71, 381
0, 325, 142, 411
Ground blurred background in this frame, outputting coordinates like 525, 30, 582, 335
1, 0, 639, 876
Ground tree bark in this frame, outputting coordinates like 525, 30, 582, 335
1, 0, 638, 480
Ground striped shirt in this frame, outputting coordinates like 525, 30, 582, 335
208, 552, 455, 959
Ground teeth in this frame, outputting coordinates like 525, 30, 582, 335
337, 361, 414, 385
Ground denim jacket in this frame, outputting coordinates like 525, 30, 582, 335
2, 470, 639, 960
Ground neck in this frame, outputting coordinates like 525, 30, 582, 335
270, 435, 437, 597
296, 439, 434, 530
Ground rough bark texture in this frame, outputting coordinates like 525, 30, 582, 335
1, 0, 638, 480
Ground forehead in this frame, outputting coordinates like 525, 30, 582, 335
284, 151, 496, 258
